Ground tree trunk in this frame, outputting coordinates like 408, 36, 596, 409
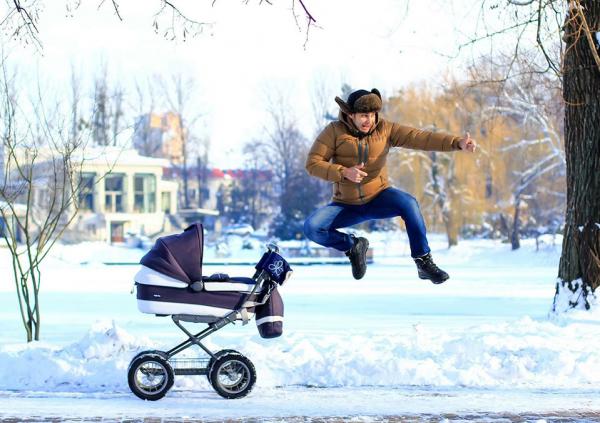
511, 194, 521, 250
180, 115, 190, 209
442, 206, 458, 247
554, 1, 600, 310
444, 161, 459, 248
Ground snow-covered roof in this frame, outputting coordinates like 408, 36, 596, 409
81, 147, 170, 168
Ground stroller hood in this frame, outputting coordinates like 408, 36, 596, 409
140, 223, 204, 283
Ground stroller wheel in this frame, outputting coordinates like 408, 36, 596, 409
129, 349, 168, 367
209, 352, 256, 399
128, 353, 174, 401
207, 349, 239, 385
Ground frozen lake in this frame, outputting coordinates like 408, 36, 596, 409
2, 237, 600, 421
0, 259, 555, 345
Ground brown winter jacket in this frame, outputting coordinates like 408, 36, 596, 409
305, 102, 462, 205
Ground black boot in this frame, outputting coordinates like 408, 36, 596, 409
345, 236, 369, 280
414, 253, 449, 284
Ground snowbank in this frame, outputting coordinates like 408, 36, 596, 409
2, 317, 600, 394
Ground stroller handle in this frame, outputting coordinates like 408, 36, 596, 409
266, 242, 279, 253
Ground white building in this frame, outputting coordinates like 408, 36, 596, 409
71, 148, 179, 243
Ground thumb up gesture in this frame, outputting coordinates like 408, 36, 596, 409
458, 132, 477, 153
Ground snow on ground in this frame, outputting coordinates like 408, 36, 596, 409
2, 315, 600, 393
1, 233, 600, 421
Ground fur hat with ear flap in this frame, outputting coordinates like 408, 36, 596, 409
335, 88, 382, 114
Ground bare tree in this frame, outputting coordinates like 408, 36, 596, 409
111, 83, 125, 146
131, 78, 161, 157
194, 135, 210, 208
310, 76, 338, 137
90, 65, 126, 147
0, 63, 95, 342
218, 141, 275, 230
0, 0, 43, 51
425, 149, 460, 247
69, 64, 82, 141
386, 90, 468, 249
91, 66, 110, 146
554, 1, 600, 310
477, 69, 565, 250
1, 1, 317, 48
260, 89, 328, 239
159, 73, 202, 209
459, 0, 599, 310
262, 89, 306, 197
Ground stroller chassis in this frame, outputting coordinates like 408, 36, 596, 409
128, 268, 274, 400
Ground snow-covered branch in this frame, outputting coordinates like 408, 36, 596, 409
498, 137, 553, 152
508, 0, 535, 5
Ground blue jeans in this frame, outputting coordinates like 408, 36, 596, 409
304, 187, 430, 258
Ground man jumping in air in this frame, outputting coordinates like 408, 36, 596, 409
304, 88, 477, 283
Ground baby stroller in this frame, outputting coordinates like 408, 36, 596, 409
128, 223, 292, 400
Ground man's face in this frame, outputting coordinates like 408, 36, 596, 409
350, 112, 376, 134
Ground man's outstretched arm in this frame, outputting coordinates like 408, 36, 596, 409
389, 122, 476, 153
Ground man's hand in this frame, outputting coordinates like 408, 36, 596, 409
342, 163, 368, 183
458, 132, 477, 153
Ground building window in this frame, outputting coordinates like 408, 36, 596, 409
79, 173, 95, 212
134, 174, 156, 213
161, 192, 172, 214
105, 174, 126, 213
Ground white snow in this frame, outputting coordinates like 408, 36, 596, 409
1, 232, 600, 420
552, 277, 593, 312
3, 314, 600, 393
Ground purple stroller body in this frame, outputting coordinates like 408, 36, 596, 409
128, 223, 292, 400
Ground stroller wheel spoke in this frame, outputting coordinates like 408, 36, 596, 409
209, 353, 257, 399
127, 353, 174, 401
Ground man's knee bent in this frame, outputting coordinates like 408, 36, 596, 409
303, 216, 328, 242
390, 191, 422, 219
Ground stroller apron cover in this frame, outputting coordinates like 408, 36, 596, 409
129, 223, 292, 400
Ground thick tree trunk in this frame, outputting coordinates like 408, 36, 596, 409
554, 1, 600, 310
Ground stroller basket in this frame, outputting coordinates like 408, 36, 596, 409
168, 358, 211, 376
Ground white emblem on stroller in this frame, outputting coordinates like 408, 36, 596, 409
153, 294, 161, 298
268, 260, 284, 277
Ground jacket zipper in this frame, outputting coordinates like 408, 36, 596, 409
357, 138, 367, 203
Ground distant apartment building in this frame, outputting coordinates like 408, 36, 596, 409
132, 112, 185, 165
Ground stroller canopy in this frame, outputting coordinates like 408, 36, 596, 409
140, 223, 204, 283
